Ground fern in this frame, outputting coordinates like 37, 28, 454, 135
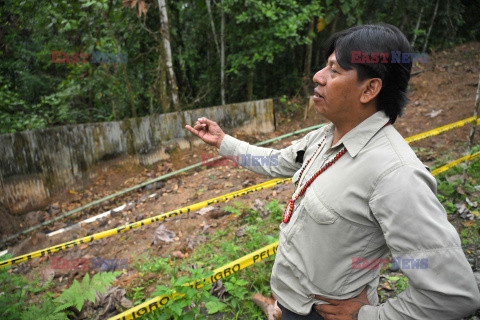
54, 272, 121, 313
20, 298, 68, 320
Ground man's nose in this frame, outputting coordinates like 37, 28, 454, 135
313, 68, 326, 86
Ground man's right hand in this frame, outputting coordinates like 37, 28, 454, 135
185, 117, 226, 149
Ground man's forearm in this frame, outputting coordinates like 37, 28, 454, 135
219, 134, 300, 178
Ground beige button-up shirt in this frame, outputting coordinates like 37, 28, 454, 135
219, 111, 480, 319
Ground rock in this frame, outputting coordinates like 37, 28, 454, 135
24, 211, 45, 227
242, 179, 255, 188
456, 203, 472, 219
251, 199, 268, 217
152, 225, 176, 245
48, 203, 62, 216
235, 226, 246, 237
186, 235, 207, 250
135, 214, 145, 222
198, 206, 216, 216
198, 205, 224, 219
98, 218, 108, 228
424, 109, 442, 118
145, 183, 154, 191
38, 268, 55, 286
201, 222, 212, 234
446, 174, 463, 183
466, 197, 478, 208
125, 202, 136, 211
80, 286, 133, 320
155, 181, 164, 189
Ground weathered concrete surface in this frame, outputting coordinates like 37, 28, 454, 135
0, 99, 274, 214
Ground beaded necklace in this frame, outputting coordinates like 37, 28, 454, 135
283, 139, 346, 223
283, 122, 391, 223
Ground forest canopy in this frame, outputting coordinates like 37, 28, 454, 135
0, 0, 478, 134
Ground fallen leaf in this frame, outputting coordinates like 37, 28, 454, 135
171, 251, 185, 259
462, 220, 476, 227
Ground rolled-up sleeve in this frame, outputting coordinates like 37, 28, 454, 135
360, 164, 480, 319
218, 130, 320, 178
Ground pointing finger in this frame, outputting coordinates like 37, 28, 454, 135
185, 125, 200, 136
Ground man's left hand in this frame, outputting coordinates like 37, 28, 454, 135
313, 286, 369, 320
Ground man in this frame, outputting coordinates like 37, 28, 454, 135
186, 24, 480, 319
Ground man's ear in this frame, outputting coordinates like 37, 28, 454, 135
360, 78, 382, 104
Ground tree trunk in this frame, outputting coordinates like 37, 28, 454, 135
220, 0, 226, 105
247, 68, 254, 101
156, 41, 169, 114
422, 0, 439, 52
411, 7, 423, 48
206, 0, 226, 105
206, 0, 220, 56
157, 0, 179, 110
303, 17, 315, 97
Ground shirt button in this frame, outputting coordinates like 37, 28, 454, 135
323, 155, 328, 160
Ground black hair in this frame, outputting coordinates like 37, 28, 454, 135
324, 24, 412, 124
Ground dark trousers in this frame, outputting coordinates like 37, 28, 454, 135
278, 302, 325, 320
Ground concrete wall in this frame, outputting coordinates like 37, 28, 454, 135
0, 99, 275, 214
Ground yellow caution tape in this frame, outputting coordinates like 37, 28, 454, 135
108, 151, 480, 320
405, 116, 477, 144
2, 116, 478, 269
108, 242, 279, 320
431, 151, 480, 176
0, 180, 289, 269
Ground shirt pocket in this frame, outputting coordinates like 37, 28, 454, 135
279, 201, 307, 244
302, 189, 338, 224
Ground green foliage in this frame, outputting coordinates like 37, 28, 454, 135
0, 255, 30, 319
224, 0, 324, 71
266, 199, 284, 221
437, 180, 459, 198
467, 148, 480, 180
224, 276, 249, 300
1, 0, 478, 132
54, 271, 121, 312
460, 221, 480, 247
223, 201, 246, 217
149, 268, 220, 319
20, 297, 69, 320
132, 251, 170, 275
387, 275, 410, 294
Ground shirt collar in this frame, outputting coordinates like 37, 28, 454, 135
326, 111, 390, 158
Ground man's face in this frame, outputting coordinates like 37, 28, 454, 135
312, 52, 364, 123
